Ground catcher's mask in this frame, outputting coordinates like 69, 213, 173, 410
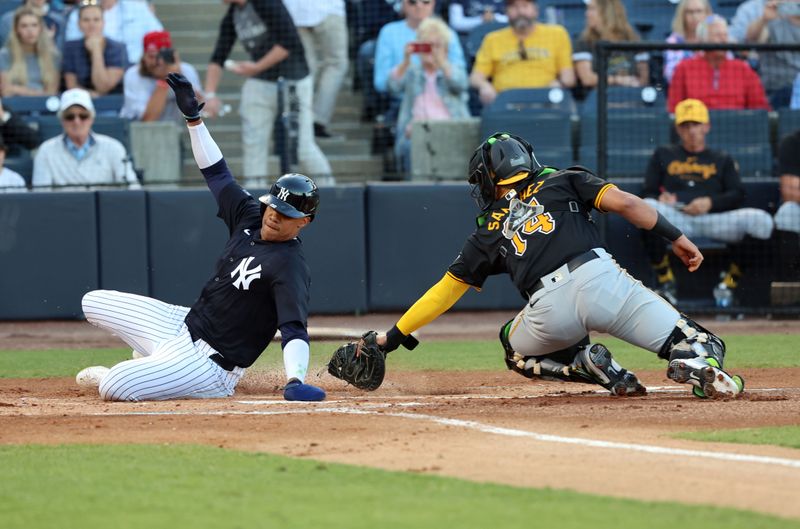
468, 132, 543, 211
259, 173, 319, 221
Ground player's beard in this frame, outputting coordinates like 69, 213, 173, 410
510, 15, 534, 32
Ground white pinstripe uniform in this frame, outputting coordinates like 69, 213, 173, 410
83, 290, 244, 401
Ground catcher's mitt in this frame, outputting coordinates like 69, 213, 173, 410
327, 331, 386, 391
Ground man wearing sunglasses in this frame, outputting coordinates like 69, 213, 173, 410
32, 88, 139, 189
470, 0, 575, 105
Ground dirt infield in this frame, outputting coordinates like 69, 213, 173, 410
1, 314, 799, 520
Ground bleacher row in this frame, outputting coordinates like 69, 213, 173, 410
3, 94, 129, 185
483, 86, 799, 179
468, 0, 743, 41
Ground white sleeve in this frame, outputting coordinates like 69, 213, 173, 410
283, 338, 310, 382
188, 122, 223, 169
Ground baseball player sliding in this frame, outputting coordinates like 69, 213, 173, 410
74, 73, 326, 402
369, 132, 744, 398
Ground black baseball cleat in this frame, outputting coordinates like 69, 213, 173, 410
574, 344, 647, 396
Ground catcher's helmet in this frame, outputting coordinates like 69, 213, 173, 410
468, 132, 543, 211
259, 173, 319, 221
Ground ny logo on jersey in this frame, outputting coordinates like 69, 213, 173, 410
231, 257, 262, 290
277, 188, 290, 201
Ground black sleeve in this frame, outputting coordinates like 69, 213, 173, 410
778, 132, 800, 176
210, 6, 236, 66
447, 234, 504, 288
272, 251, 311, 327
1, 113, 41, 150
568, 168, 611, 208
216, 182, 262, 235
253, 0, 303, 52
641, 149, 664, 199
710, 153, 745, 212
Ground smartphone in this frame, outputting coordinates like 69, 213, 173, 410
779, 1, 800, 16
158, 48, 175, 64
409, 42, 432, 54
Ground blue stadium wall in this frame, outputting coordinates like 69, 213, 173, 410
0, 181, 777, 319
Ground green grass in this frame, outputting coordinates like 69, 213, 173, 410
0, 334, 796, 378
676, 426, 800, 450
1, 444, 797, 529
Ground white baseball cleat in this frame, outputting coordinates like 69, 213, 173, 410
667, 357, 744, 398
76, 366, 110, 388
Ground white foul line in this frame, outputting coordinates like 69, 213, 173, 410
101, 405, 800, 470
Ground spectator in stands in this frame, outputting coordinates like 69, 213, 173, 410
120, 30, 202, 122
448, 0, 507, 35
470, 0, 574, 106
742, 0, 800, 109
667, 15, 770, 112
388, 16, 470, 174
62, 1, 127, 96
0, 0, 65, 50
32, 88, 139, 189
730, 0, 765, 42
640, 98, 774, 305
0, 97, 41, 155
775, 128, 800, 279
64, 0, 163, 64
573, 0, 648, 94
202, 0, 333, 185
354, 0, 401, 121
663, 0, 713, 83
0, 8, 60, 97
374, 0, 466, 112
283, 0, 349, 138
0, 137, 27, 192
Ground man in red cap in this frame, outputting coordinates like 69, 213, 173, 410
120, 30, 203, 123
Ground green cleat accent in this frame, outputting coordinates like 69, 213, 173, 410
732, 374, 745, 393
692, 386, 707, 399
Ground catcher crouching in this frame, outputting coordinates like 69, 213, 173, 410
328, 132, 744, 399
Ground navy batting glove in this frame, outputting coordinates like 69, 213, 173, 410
166, 72, 204, 122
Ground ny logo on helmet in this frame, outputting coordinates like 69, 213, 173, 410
277, 188, 290, 201
231, 257, 261, 290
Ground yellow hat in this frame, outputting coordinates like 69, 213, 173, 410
675, 98, 709, 125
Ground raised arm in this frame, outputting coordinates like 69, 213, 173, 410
166, 72, 233, 201
599, 186, 704, 272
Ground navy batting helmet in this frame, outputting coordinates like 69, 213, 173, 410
468, 132, 543, 211
258, 173, 319, 221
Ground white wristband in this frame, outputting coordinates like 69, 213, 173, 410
204, 91, 217, 99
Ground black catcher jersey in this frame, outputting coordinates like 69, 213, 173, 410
449, 167, 613, 296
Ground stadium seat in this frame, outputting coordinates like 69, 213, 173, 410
777, 108, 800, 140
480, 88, 576, 169
626, 0, 678, 40
4, 152, 33, 187
3, 96, 57, 115
93, 94, 125, 115
706, 110, 772, 177
0, 0, 19, 17
578, 109, 672, 177
580, 86, 667, 114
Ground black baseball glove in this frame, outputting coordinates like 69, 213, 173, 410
327, 331, 386, 391
166, 72, 204, 122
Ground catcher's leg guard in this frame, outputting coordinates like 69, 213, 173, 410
571, 344, 647, 396
658, 315, 744, 398
499, 322, 645, 395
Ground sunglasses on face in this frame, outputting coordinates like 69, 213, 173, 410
63, 113, 91, 122
407, 0, 432, 5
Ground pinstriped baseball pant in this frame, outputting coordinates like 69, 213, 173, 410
82, 290, 244, 401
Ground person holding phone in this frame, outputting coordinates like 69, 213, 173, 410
120, 30, 203, 123
744, 0, 800, 109
388, 16, 470, 174
62, 0, 127, 96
